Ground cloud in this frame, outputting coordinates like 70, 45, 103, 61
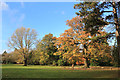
1, 2, 25, 23
5, 7, 25, 23
61, 11, 65, 15
0, 2, 9, 11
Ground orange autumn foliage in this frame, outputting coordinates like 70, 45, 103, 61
55, 16, 113, 65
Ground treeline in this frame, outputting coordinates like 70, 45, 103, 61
2, 32, 118, 67
2, 2, 120, 67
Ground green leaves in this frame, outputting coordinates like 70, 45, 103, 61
36, 33, 58, 65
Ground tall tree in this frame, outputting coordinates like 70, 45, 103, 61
74, 1, 120, 65
8, 27, 37, 66
66, 16, 112, 67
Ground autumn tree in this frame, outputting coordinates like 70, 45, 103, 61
36, 33, 58, 65
66, 16, 113, 67
54, 28, 81, 68
88, 40, 113, 66
2, 51, 16, 64
8, 27, 37, 66
12, 49, 24, 64
2, 50, 25, 64
65, 16, 91, 68
74, 2, 120, 65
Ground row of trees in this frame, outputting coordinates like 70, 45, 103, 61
2, 32, 115, 66
2, 2, 120, 68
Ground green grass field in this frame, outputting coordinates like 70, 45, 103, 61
1, 64, 119, 78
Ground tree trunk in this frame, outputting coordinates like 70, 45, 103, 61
24, 54, 27, 66
83, 45, 89, 68
84, 57, 89, 68
113, 2, 120, 65
72, 63, 74, 70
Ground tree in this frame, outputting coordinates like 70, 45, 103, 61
12, 49, 24, 64
0, 54, 2, 64
66, 16, 92, 68
2, 51, 8, 64
112, 39, 119, 66
36, 33, 58, 65
66, 16, 113, 67
2, 50, 24, 64
2, 51, 7, 56
54, 28, 81, 68
74, 2, 120, 65
2, 51, 16, 64
8, 27, 37, 66
88, 41, 113, 66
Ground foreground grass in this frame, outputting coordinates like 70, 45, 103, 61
1, 64, 119, 78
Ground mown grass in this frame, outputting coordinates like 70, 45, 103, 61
1, 64, 119, 78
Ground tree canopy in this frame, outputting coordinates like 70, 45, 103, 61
8, 27, 37, 66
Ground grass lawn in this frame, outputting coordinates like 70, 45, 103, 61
1, 64, 119, 78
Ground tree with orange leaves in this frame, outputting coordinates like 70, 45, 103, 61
57, 16, 113, 68
54, 28, 82, 68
